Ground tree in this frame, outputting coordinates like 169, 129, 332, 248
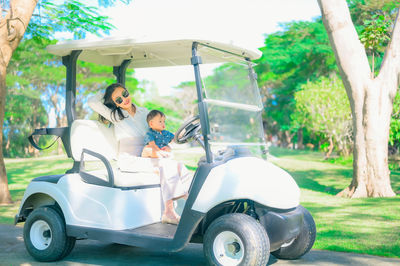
255, 19, 337, 147
359, 14, 391, 76
317, 0, 398, 197
0, 0, 37, 204
142, 81, 197, 132
0, 0, 131, 204
4, 82, 48, 157
293, 76, 352, 158
389, 93, 400, 155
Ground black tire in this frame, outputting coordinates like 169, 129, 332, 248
23, 206, 75, 262
271, 206, 316, 260
49, 205, 76, 259
204, 213, 270, 266
60, 235, 76, 258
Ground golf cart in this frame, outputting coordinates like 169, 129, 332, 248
15, 38, 316, 265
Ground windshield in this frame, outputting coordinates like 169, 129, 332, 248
197, 44, 266, 155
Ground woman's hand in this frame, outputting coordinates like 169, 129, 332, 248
158, 150, 172, 158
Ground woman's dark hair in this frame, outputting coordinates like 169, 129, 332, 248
99, 83, 136, 124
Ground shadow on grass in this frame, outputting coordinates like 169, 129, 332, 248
284, 168, 352, 195
287, 167, 400, 195
269, 146, 324, 161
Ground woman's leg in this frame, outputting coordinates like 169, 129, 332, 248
162, 199, 180, 224
157, 159, 193, 224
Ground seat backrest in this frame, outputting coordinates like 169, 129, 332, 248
70, 119, 118, 161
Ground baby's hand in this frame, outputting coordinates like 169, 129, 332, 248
161, 146, 171, 152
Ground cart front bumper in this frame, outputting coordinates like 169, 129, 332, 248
256, 204, 304, 251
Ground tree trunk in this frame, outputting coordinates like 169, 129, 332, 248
297, 128, 304, 149
0, 0, 38, 204
0, 65, 11, 204
339, 81, 395, 197
324, 137, 334, 159
318, 0, 398, 198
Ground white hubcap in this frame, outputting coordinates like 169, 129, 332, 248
213, 231, 244, 265
30, 220, 52, 250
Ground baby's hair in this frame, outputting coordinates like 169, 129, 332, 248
147, 109, 165, 123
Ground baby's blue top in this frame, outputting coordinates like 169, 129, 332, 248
144, 128, 174, 148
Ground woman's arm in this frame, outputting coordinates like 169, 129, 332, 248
88, 91, 113, 122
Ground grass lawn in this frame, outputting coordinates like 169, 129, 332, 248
1, 155, 73, 224
1, 147, 399, 258
269, 146, 400, 258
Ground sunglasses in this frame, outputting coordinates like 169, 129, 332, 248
115, 90, 130, 104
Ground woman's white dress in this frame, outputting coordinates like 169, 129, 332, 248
88, 92, 192, 202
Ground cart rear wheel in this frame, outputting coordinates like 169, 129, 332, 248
204, 213, 270, 266
23, 206, 75, 262
271, 206, 316, 260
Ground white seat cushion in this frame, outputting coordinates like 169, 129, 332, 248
71, 120, 118, 161
114, 170, 160, 187
86, 168, 160, 187
117, 154, 158, 173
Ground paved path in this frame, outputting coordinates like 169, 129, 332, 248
1, 224, 399, 266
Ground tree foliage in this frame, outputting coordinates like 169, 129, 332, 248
390, 93, 400, 150
27, 0, 117, 40
293, 76, 352, 157
359, 14, 391, 54
4, 0, 135, 157
353, 0, 395, 75
255, 19, 337, 143
4, 85, 48, 157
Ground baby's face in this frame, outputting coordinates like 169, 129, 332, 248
149, 114, 166, 132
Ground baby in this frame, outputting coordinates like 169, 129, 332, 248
142, 110, 174, 158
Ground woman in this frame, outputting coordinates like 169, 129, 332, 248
88, 83, 191, 225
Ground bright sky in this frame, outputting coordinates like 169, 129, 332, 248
105, 0, 321, 50
99, 0, 321, 95
49, 0, 321, 125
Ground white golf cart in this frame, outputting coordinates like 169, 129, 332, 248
15, 38, 316, 265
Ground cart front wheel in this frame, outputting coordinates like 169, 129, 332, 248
23, 206, 75, 262
204, 213, 270, 266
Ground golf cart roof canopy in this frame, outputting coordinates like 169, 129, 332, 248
46, 37, 262, 68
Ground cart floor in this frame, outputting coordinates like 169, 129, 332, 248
128, 222, 177, 239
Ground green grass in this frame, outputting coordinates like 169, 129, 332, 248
269, 146, 400, 258
0, 155, 73, 224
1, 147, 400, 258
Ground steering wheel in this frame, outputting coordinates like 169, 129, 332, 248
174, 115, 202, 144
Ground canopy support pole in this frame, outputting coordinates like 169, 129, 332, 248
191, 42, 213, 163
62, 50, 81, 173
113, 59, 132, 86
62, 50, 82, 127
